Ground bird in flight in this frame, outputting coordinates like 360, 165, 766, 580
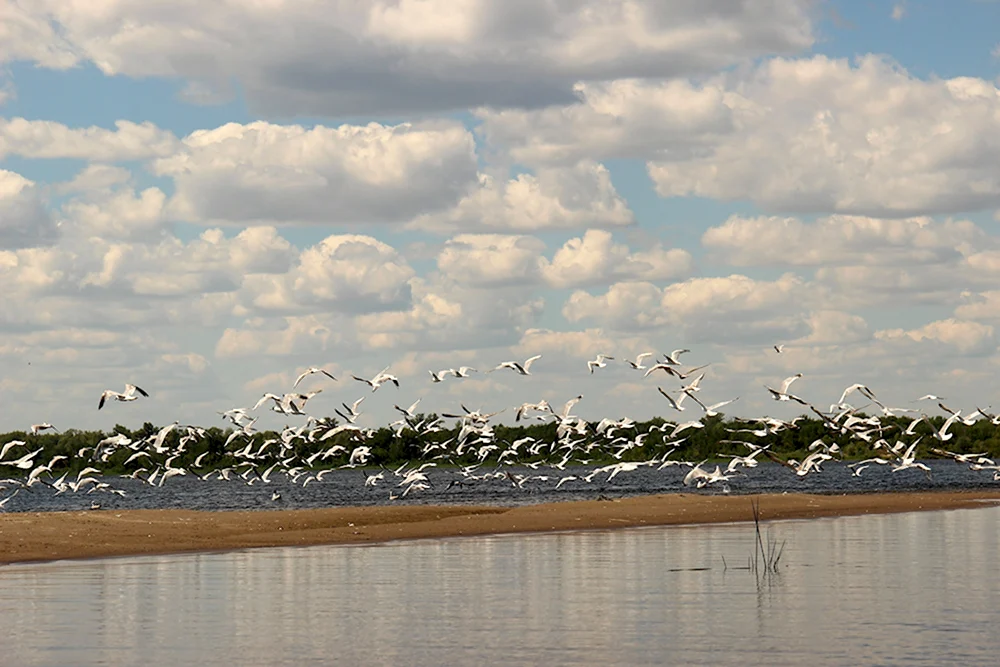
98, 384, 149, 410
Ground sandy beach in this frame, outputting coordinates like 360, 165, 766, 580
2, 491, 999, 566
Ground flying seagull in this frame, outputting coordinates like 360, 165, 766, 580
98, 384, 149, 410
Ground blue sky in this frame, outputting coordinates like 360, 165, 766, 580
1, 0, 1000, 431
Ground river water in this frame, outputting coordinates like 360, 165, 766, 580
2, 460, 996, 513
2, 505, 999, 666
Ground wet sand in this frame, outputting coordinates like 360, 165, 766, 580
2, 490, 999, 565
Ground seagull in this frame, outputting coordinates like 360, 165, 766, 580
774, 344, 785, 353
450, 367, 478, 378
687, 394, 739, 417
626, 353, 654, 370
30, 423, 57, 435
394, 399, 422, 419
429, 370, 449, 383
352, 367, 400, 392
657, 387, 689, 412
765, 374, 806, 403
335, 397, 366, 423
662, 349, 690, 365
489, 355, 541, 376
587, 354, 615, 373
293, 367, 337, 388
98, 384, 149, 409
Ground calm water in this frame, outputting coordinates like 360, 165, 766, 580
2, 506, 1000, 666
3, 460, 997, 513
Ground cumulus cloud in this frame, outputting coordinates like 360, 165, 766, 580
409, 162, 634, 232
477, 78, 736, 165
60, 185, 168, 241
702, 215, 983, 267
436, 234, 546, 287
0, 2, 77, 69
649, 56, 1000, 216
56, 164, 133, 194
0, 118, 179, 161
0, 170, 58, 249
875, 318, 996, 354
154, 120, 477, 226
482, 55, 1000, 217
355, 275, 544, 353
243, 234, 414, 313
542, 230, 693, 288
215, 315, 344, 359
563, 274, 811, 343
9, 1, 814, 116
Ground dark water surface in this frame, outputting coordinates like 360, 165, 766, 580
1, 460, 997, 513
2, 505, 999, 666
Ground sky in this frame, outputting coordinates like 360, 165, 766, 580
2, 0, 1000, 433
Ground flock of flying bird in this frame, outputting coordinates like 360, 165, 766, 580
0, 346, 997, 510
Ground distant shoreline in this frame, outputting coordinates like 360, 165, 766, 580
2, 490, 999, 566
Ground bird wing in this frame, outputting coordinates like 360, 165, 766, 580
523, 355, 542, 372
561, 395, 582, 417
657, 387, 680, 410
780, 374, 802, 393
252, 394, 278, 411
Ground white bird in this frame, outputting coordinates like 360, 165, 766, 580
352, 367, 400, 392
30, 423, 57, 435
773, 344, 784, 353
663, 349, 690, 365
450, 366, 478, 378
489, 355, 541, 376
626, 353, 654, 370
587, 354, 615, 373
765, 374, 805, 403
394, 399, 422, 418
293, 367, 337, 388
687, 394, 739, 417
657, 387, 688, 412
98, 384, 149, 409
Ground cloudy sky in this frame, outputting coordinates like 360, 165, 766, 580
2, 0, 1000, 432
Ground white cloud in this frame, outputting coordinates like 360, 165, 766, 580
12, 1, 814, 116
0, 117, 179, 161
955, 291, 1000, 321
797, 310, 871, 345
355, 275, 544, 353
436, 234, 545, 287
542, 229, 692, 289
409, 162, 634, 232
0, 2, 77, 69
154, 120, 477, 226
477, 78, 736, 165
243, 234, 414, 313
875, 318, 996, 354
483, 55, 1000, 217
702, 214, 983, 267
563, 274, 810, 343
648, 56, 1000, 216
215, 315, 344, 359
60, 185, 168, 241
0, 170, 58, 249
56, 164, 133, 194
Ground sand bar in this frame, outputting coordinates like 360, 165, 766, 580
2, 491, 999, 566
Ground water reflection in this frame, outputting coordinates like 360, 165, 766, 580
3, 507, 1000, 666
